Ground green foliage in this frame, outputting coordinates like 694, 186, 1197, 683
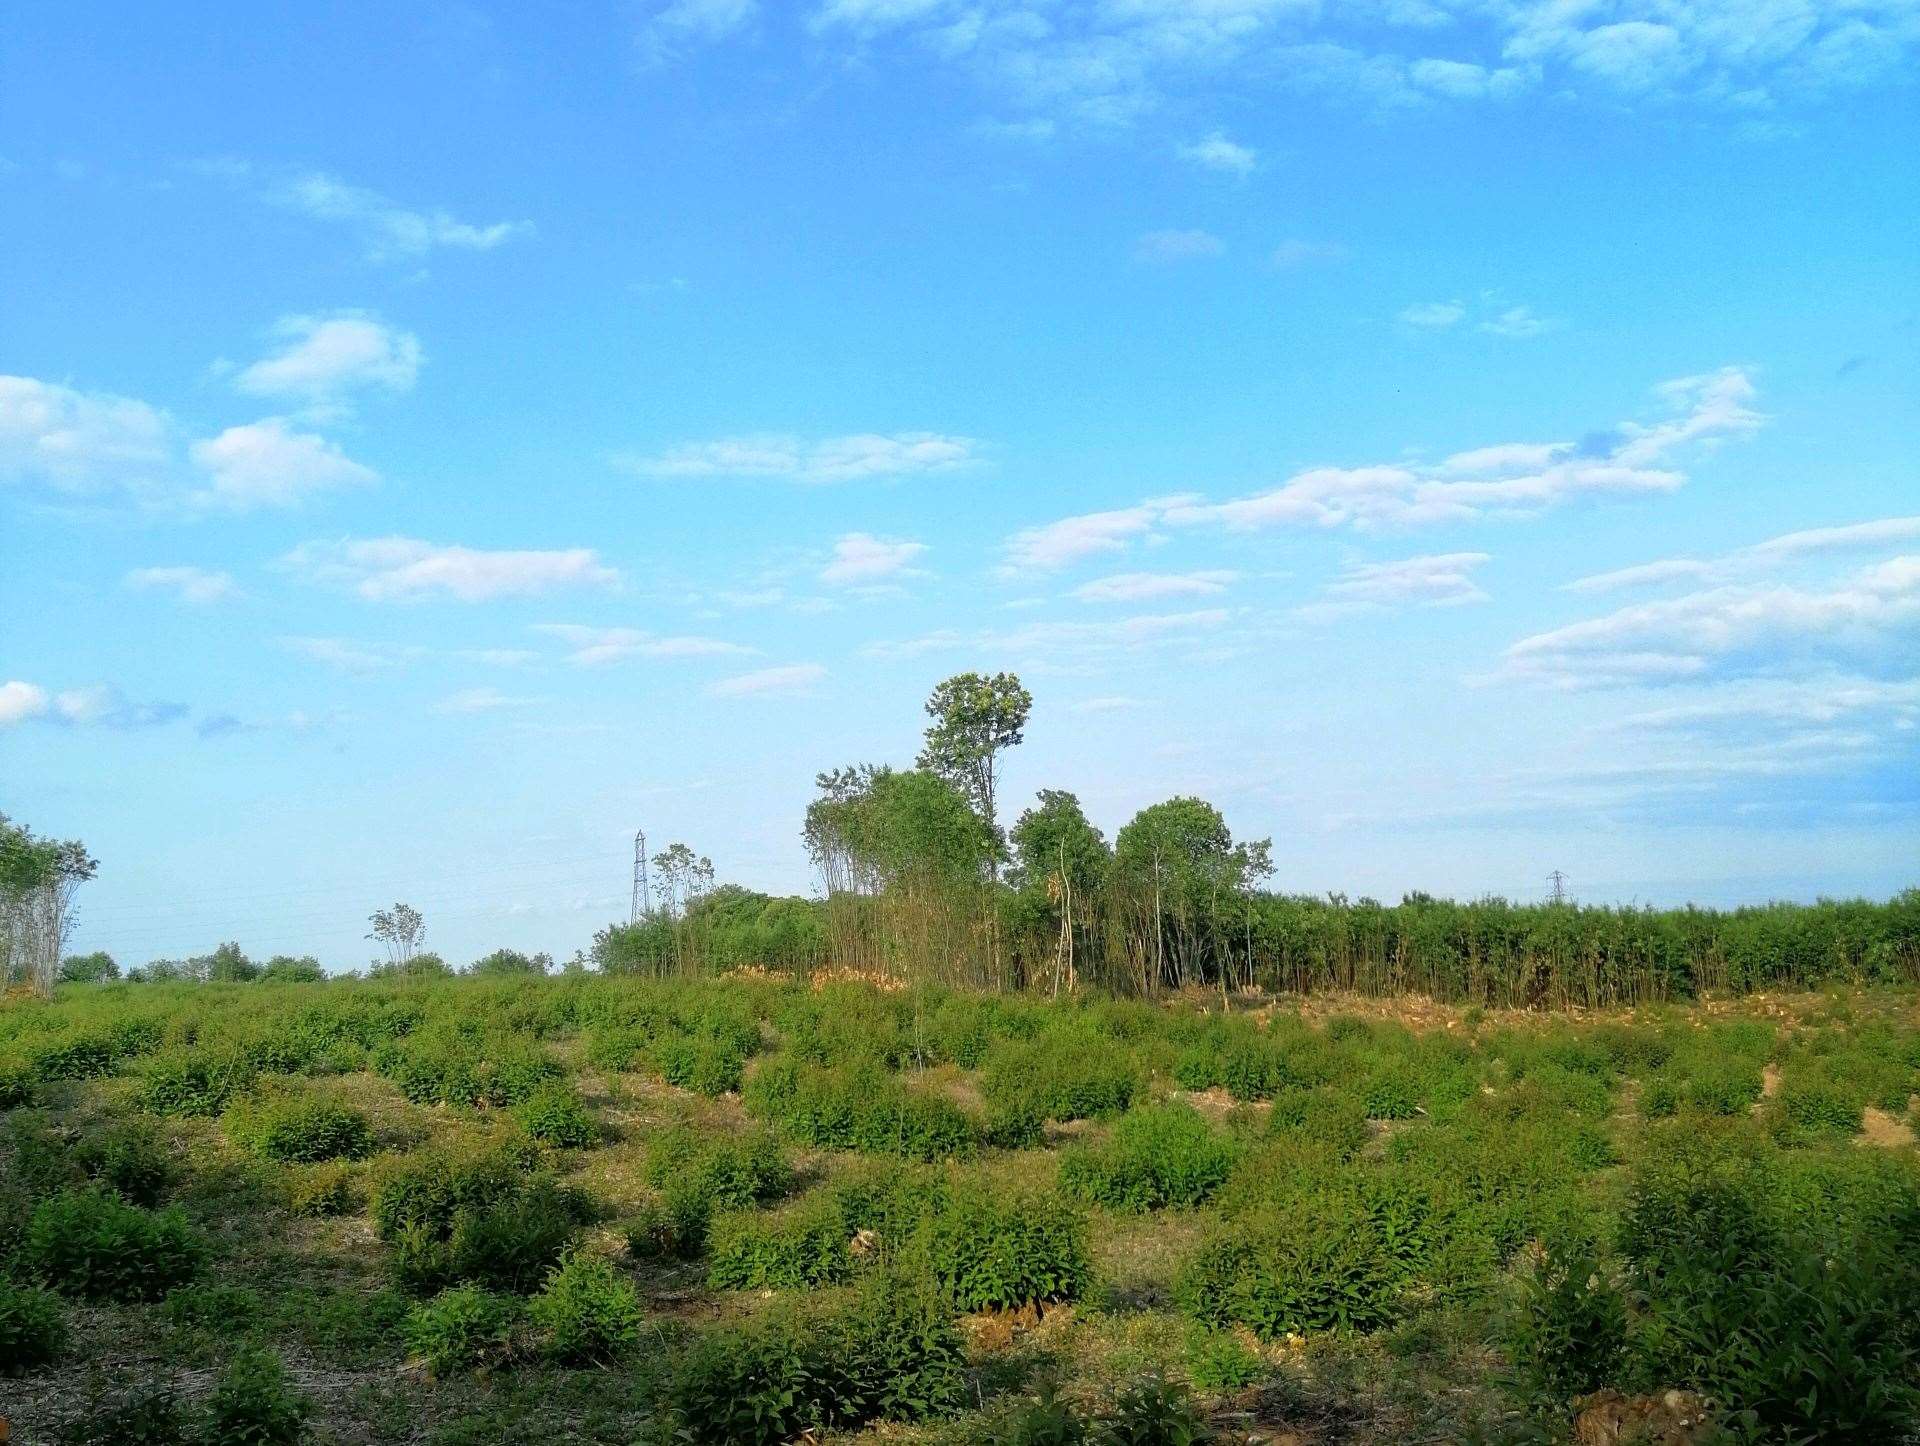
1185, 1327, 1265, 1392
59, 951, 119, 984
226, 1094, 374, 1163
30, 1033, 119, 1081
0, 1057, 33, 1110
202, 1347, 311, 1445
74, 1121, 172, 1205
667, 1272, 965, 1444
526, 1251, 644, 1363
707, 1194, 853, 1289
0, 1281, 66, 1373
917, 1181, 1091, 1311
1059, 1102, 1240, 1210
744, 1057, 978, 1159
372, 1142, 589, 1293
511, 1082, 598, 1147
630, 1125, 792, 1259
404, 1285, 522, 1375
140, 1050, 255, 1117
20, 1189, 202, 1301
1177, 1202, 1402, 1339
1504, 1246, 1628, 1406
55, 1389, 189, 1445
283, 1161, 361, 1217
984, 1033, 1138, 1122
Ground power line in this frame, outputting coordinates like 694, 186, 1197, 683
630, 830, 650, 925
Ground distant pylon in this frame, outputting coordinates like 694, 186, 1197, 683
1547, 869, 1569, 905
631, 830, 650, 924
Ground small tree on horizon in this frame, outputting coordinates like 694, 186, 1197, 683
367, 902, 426, 969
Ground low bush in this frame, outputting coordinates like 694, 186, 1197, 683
527, 1251, 644, 1363
1266, 1088, 1370, 1157
55, 1390, 189, 1446
74, 1122, 172, 1206
227, 1094, 375, 1163
667, 1272, 964, 1444
283, 1161, 361, 1217
984, 1034, 1138, 1122
0, 1058, 34, 1110
202, 1347, 311, 1445
512, 1082, 599, 1148
629, 1125, 792, 1259
744, 1058, 977, 1160
1177, 1203, 1400, 1339
373, 1142, 589, 1293
1185, 1327, 1264, 1392
708, 1194, 853, 1289
0, 1282, 66, 1374
29, 1034, 119, 1082
404, 1285, 523, 1375
1503, 1245, 1628, 1407
140, 1050, 254, 1117
1059, 1103, 1240, 1211
917, 1181, 1091, 1311
20, 1189, 202, 1301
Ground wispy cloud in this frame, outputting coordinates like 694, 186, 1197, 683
0, 681, 185, 729
233, 312, 422, 405
1072, 570, 1236, 603
1134, 229, 1224, 264
189, 419, 376, 509
0, 375, 171, 495
284, 537, 620, 602
820, 532, 928, 585
1565, 515, 1920, 595
437, 687, 540, 714
1400, 300, 1465, 329
707, 662, 827, 697
533, 624, 753, 666
619, 431, 977, 483
1177, 130, 1255, 174
126, 566, 239, 605
1297, 552, 1491, 621
268, 171, 529, 262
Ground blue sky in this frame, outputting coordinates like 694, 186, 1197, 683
3, 1, 1917, 970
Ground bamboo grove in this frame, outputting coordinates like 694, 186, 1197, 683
589, 673, 1920, 1009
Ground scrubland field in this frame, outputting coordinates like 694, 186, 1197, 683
3, 972, 1919, 1445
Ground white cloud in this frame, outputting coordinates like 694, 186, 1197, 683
1178, 130, 1256, 173
270, 172, 528, 262
865, 608, 1233, 663
1480, 304, 1554, 338
1003, 503, 1164, 572
234, 312, 422, 403
1319, 551, 1491, 610
638, 0, 759, 65
1134, 229, 1225, 263
1565, 514, 1920, 594
1400, 300, 1465, 328
708, 663, 827, 697
0, 375, 170, 494
1271, 239, 1346, 269
437, 687, 538, 714
533, 624, 753, 666
1072, 570, 1237, 603
0, 680, 49, 725
820, 532, 929, 585
281, 636, 414, 672
1504, 554, 1920, 690
621, 431, 977, 482
284, 537, 620, 602
189, 418, 376, 509
126, 566, 239, 604
1071, 695, 1145, 713
49, 685, 185, 729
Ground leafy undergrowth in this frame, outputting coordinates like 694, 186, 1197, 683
1, 973, 1917, 1443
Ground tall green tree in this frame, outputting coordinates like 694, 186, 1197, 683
915, 672, 1033, 844
1008, 790, 1110, 992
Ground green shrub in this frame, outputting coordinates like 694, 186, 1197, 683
56, 1390, 188, 1446
74, 1122, 172, 1206
373, 1143, 589, 1293
1778, 1076, 1864, 1136
1503, 1246, 1627, 1406
632, 1126, 792, 1258
404, 1285, 522, 1375
512, 1082, 598, 1148
667, 1273, 964, 1443
1060, 1103, 1240, 1211
708, 1194, 853, 1289
283, 1161, 361, 1217
744, 1059, 977, 1160
527, 1251, 644, 1363
1102, 1376, 1212, 1445
0, 1058, 34, 1110
985, 1035, 1138, 1122
227, 1095, 375, 1163
30, 1034, 118, 1081
918, 1182, 1090, 1311
654, 1035, 751, 1096
1683, 1060, 1764, 1117
0, 1281, 66, 1373
1266, 1088, 1370, 1157
1360, 1065, 1422, 1120
202, 1347, 311, 1445
1177, 1204, 1400, 1339
1185, 1327, 1264, 1392
20, 1190, 202, 1301
140, 1050, 254, 1117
